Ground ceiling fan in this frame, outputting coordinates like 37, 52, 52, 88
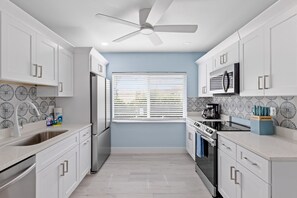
95, 0, 198, 46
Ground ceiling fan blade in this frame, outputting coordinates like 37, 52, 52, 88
154, 25, 198, 33
113, 30, 141, 43
139, 8, 151, 26
148, 32, 163, 46
95, 13, 140, 28
146, 0, 174, 25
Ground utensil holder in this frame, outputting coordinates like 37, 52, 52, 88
250, 116, 274, 135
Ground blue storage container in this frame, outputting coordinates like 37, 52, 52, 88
250, 116, 274, 135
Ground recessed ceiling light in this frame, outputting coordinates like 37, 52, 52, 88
184, 42, 192, 45
101, 42, 109, 46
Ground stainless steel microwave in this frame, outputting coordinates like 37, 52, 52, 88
209, 63, 240, 95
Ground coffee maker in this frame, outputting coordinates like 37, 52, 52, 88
202, 103, 220, 119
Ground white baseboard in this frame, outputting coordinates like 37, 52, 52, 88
111, 147, 187, 154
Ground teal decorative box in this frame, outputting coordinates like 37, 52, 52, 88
250, 116, 274, 135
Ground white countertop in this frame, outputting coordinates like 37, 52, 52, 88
0, 123, 91, 171
218, 131, 297, 161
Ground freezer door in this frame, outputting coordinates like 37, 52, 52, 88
106, 79, 111, 128
91, 75, 106, 135
91, 128, 111, 172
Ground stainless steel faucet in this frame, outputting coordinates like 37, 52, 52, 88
13, 102, 41, 137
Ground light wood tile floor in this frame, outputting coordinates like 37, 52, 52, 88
71, 154, 212, 198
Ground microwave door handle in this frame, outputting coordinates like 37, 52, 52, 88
222, 71, 230, 92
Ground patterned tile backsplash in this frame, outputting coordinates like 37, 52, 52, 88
0, 83, 56, 129
187, 96, 297, 130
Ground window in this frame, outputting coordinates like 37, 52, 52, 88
112, 73, 187, 122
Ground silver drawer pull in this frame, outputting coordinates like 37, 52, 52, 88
235, 170, 240, 184
60, 163, 65, 176
222, 143, 231, 150
230, 166, 235, 181
243, 157, 258, 166
83, 140, 89, 145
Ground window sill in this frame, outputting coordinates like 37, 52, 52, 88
112, 119, 186, 123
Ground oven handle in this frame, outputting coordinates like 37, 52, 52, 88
201, 135, 216, 147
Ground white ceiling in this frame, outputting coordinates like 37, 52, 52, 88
10, 0, 277, 52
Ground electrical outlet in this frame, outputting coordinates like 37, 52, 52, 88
270, 107, 276, 116
48, 105, 54, 115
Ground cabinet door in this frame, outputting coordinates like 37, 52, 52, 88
36, 34, 58, 86
198, 61, 212, 97
36, 159, 63, 198
90, 55, 106, 77
240, 28, 265, 96
1, 13, 38, 84
58, 47, 73, 97
79, 137, 91, 181
264, 6, 297, 96
186, 127, 194, 160
218, 149, 237, 198
62, 145, 79, 198
236, 163, 270, 198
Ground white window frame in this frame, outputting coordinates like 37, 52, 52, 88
112, 72, 187, 123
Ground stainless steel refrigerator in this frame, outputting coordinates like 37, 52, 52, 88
90, 74, 111, 173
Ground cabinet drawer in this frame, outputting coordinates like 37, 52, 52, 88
80, 127, 91, 142
237, 145, 270, 184
218, 136, 237, 160
36, 133, 79, 172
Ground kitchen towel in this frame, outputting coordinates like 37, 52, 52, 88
196, 133, 204, 158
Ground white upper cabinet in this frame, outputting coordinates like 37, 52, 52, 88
0, 12, 59, 86
240, 5, 297, 96
36, 34, 58, 86
240, 27, 265, 96
90, 54, 106, 77
37, 46, 73, 97
213, 42, 240, 71
58, 47, 73, 97
198, 59, 212, 97
0, 13, 39, 84
263, 5, 297, 96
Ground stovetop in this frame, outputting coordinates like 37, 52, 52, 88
200, 121, 250, 131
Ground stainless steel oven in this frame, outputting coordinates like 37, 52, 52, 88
194, 121, 250, 198
195, 125, 217, 197
0, 155, 36, 198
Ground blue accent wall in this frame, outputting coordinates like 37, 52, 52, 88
103, 52, 204, 148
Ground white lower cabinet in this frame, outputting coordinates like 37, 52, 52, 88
36, 126, 91, 198
218, 149, 236, 198
37, 145, 79, 198
236, 163, 270, 198
218, 136, 271, 198
186, 119, 196, 160
79, 137, 91, 181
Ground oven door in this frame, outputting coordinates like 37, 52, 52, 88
195, 132, 217, 197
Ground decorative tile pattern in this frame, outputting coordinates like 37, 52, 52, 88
187, 97, 212, 112
0, 84, 56, 130
212, 96, 297, 130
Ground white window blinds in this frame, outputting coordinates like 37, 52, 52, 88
112, 73, 187, 121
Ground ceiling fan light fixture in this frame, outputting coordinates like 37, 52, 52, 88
140, 27, 154, 35
101, 42, 109, 46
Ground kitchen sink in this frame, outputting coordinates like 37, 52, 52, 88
10, 130, 68, 146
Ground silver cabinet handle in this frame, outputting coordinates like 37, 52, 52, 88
64, 160, 69, 173
235, 170, 240, 184
220, 55, 224, 64
38, 65, 42, 78
59, 82, 63, 92
0, 163, 36, 191
32, 64, 38, 77
83, 140, 89, 146
230, 166, 235, 181
258, 76, 263, 90
243, 157, 258, 166
98, 64, 103, 72
222, 143, 231, 150
60, 163, 65, 176
224, 53, 228, 64
264, 75, 269, 89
